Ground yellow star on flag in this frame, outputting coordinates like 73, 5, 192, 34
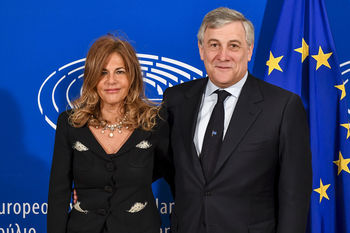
340, 123, 350, 139
266, 51, 283, 75
311, 46, 332, 70
333, 151, 350, 175
294, 38, 309, 62
313, 179, 331, 203
334, 80, 348, 100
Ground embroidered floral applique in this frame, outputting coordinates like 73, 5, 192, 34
73, 201, 88, 214
127, 202, 148, 213
135, 140, 152, 149
73, 141, 89, 152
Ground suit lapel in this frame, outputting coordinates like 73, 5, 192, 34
183, 79, 208, 150
78, 126, 110, 160
213, 75, 263, 176
117, 128, 151, 155
181, 78, 208, 182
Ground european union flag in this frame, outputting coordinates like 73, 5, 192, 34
263, 0, 350, 232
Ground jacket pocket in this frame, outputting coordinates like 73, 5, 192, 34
236, 139, 272, 152
123, 191, 160, 233
67, 208, 102, 233
128, 149, 153, 167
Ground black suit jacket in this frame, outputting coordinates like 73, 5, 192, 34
163, 74, 312, 233
47, 111, 169, 233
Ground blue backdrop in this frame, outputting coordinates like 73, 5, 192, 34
1, 0, 349, 232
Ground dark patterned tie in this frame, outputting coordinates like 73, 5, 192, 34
200, 89, 231, 181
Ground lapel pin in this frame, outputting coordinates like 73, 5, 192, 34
211, 131, 217, 136
73, 141, 89, 152
127, 202, 148, 213
136, 140, 152, 149
73, 201, 88, 214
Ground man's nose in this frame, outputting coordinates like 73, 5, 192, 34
217, 47, 229, 61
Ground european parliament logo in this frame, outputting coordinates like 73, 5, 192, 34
37, 54, 204, 129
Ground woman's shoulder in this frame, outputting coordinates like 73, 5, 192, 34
56, 110, 73, 128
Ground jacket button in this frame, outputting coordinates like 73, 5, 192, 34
204, 191, 212, 196
97, 209, 107, 216
105, 162, 115, 171
104, 185, 113, 193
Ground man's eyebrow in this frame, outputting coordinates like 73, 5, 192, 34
206, 39, 242, 44
207, 39, 219, 43
228, 39, 242, 44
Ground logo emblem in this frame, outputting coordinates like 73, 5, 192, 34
38, 54, 204, 129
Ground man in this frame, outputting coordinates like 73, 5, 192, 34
163, 7, 312, 233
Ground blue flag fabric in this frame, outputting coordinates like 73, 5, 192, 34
263, 0, 350, 232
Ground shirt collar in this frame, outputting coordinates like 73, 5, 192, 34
205, 71, 248, 98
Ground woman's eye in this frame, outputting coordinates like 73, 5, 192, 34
116, 70, 126, 74
101, 71, 108, 75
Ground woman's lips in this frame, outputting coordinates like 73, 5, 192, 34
105, 88, 120, 93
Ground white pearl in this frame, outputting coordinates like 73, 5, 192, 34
109, 133, 114, 137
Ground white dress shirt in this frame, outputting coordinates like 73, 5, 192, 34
193, 72, 248, 156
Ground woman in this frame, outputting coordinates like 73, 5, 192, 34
47, 34, 170, 233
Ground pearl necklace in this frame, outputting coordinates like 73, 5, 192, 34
93, 114, 128, 138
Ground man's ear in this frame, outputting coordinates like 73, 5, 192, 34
247, 43, 254, 62
198, 41, 204, 61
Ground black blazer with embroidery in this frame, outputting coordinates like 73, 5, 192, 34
47, 111, 170, 233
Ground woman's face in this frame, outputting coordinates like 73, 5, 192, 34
96, 52, 130, 109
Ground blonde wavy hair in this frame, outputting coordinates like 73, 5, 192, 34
69, 34, 159, 131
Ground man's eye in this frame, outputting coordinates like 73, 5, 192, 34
230, 44, 240, 49
210, 43, 219, 48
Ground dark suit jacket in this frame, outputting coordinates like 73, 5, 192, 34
47, 111, 169, 233
163, 74, 312, 233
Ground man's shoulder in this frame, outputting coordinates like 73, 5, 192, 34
249, 74, 297, 99
163, 78, 206, 104
165, 78, 205, 94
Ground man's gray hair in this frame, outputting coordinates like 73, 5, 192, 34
197, 7, 254, 47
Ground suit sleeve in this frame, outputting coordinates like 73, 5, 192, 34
153, 102, 175, 195
277, 94, 312, 233
47, 112, 73, 233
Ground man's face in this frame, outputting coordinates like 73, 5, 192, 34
198, 21, 253, 88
